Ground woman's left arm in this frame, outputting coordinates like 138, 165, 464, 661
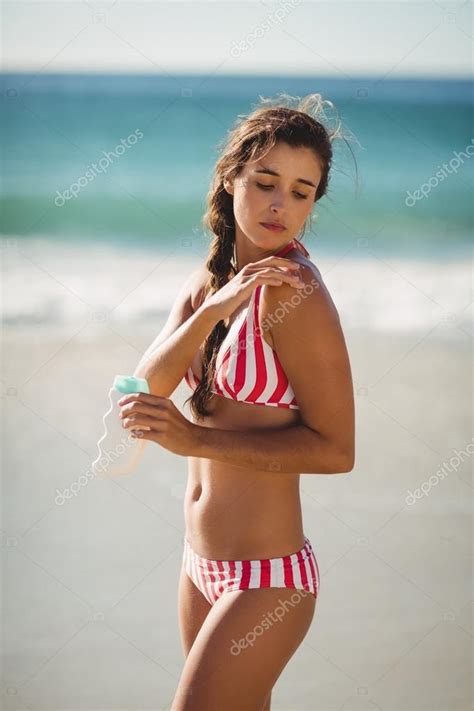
118, 265, 355, 475
195, 265, 355, 474
193, 422, 350, 474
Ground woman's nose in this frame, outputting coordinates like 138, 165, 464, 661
270, 189, 288, 211
270, 196, 285, 210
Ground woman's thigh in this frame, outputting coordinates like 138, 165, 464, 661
171, 586, 316, 711
177, 565, 212, 658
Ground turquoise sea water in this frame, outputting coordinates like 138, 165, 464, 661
1, 73, 472, 256
1, 73, 472, 331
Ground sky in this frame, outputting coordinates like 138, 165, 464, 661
2, 0, 472, 79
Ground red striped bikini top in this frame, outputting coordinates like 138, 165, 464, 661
184, 238, 310, 409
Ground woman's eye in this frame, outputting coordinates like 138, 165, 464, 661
256, 182, 308, 200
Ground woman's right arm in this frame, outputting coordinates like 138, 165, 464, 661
133, 255, 303, 397
132, 266, 220, 397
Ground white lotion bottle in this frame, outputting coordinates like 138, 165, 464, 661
92, 374, 151, 477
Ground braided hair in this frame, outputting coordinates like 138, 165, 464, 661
185, 93, 352, 421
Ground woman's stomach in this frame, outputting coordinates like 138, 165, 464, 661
184, 394, 306, 559
183, 465, 304, 559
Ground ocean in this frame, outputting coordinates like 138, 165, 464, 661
1, 72, 472, 333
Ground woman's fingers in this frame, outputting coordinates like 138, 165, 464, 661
264, 258, 301, 273
117, 392, 169, 407
122, 413, 165, 431
245, 259, 304, 286
246, 258, 300, 273
119, 401, 166, 419
250, 268, 304, 288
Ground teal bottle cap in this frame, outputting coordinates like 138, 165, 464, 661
113, 375, 150, 394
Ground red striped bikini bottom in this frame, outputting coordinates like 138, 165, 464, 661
182, 535, 320, 606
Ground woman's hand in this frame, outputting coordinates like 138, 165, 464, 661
204, 255, 304, 322
118, 392, 200, 457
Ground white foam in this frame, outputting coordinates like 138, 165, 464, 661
1, 236, 471, 339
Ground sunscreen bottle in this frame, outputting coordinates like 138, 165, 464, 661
92, 375, 150, 477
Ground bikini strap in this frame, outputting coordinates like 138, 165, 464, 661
275, 238, 310, 258
292, 238, 310, 257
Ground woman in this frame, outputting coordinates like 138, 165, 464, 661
118, 94, 355, 710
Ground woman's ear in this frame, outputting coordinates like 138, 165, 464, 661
223, 177, 234, 196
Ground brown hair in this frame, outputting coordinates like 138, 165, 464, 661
185, 92, 354, 421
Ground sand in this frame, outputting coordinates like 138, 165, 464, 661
1, 321, 472, 710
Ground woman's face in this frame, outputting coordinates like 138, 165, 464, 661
224, 141, 323, 248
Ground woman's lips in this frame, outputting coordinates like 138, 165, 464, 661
260, 222, 285, 232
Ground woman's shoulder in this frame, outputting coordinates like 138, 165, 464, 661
275, 247, 340, 319
189, 264, 211, 313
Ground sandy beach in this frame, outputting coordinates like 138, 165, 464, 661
2, 314, 472, 710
